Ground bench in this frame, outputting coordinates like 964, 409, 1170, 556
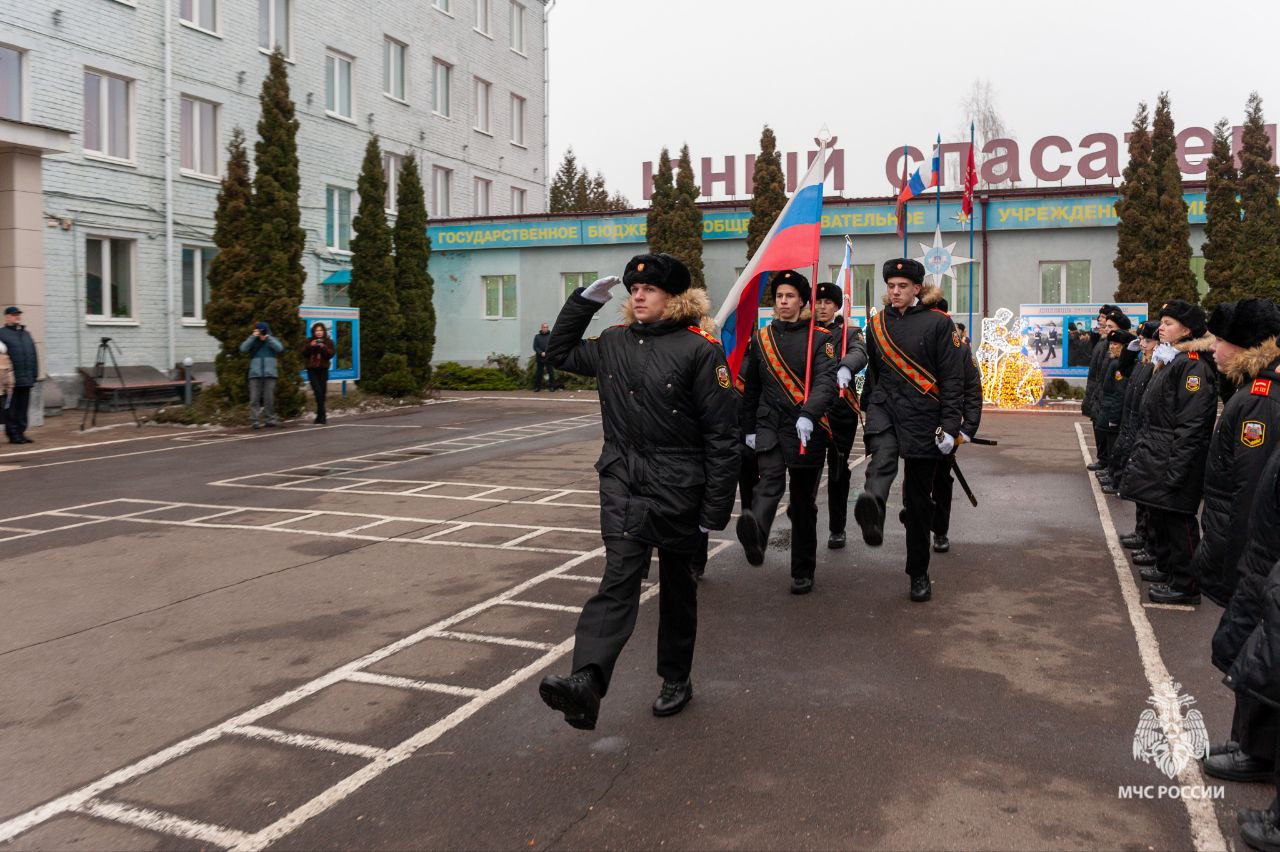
78, 365, 202, 411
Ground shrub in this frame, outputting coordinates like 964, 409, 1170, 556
376, 353, 418, 398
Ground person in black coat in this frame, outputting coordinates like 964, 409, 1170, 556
532, 323, 556, 391
1096, 329, 1138, 495
538, 253, 740, 729
1114, 322, 1160, 560
1085, 305, 1130, 472
736, 270, 838, 594
926, 297, 983, 554
814, 281, 868, 550
0, 306, 38, 444
852, 259, 966, 602
1120, 300, 1218, 606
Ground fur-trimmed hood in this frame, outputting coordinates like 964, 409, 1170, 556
621, 287, 716, 334
1223, 337, 1280, 384
880, 283, 944, 308
1175, 334, 1217, 353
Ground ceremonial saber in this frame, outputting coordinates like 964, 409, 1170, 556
951, 455, 978, 508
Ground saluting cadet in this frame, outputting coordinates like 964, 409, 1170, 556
814, 281, 868, 549
1096, 328, 1138, 496
1120, 299, 1218, 606
926, 297, 983, 555
852, 259, 966, 602
736, 270, 838, 595
1085, 306, 1131, 474
538, 253, 740, 729
1114, 321, 1160, 562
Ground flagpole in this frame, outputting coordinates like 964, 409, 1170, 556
967, 122, 976, 339
934, 133, 942, 229
900, 145, 908, 257
799, 142, 828, 457
841, 236, 852, 360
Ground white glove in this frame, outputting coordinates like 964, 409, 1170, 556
745, 433, 756, 450
1153, 342, 1178, 365
796, 416, 814, 447
698, 525, 710, 535
935, 432, 956, 455
1126, 338, 1142, 352
581, 275, 622, 304
837, 366, 852, 390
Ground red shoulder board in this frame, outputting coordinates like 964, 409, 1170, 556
814, 326, 832, 334
1188, 351, 1200, 360
686, 325, 720, 345
1253, 378, 1274, 397
930, 308, 950, 317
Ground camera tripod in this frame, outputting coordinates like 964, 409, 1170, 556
80, 337, 141, 431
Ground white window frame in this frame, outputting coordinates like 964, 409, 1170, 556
325, 50, 354, 121
181, 244, 217, 323
510, 186, 526, 215
326, 185, 354, 252
258, 0, 292, 56
474, 177, 491, 216
383, 151, 402, 213
509, 1, 526, 54
561, 271, 597, 300
0, 44, 26, 123
83, 69, 134, 164
483, 274, 517, 319
1039, 260, 1092, 305
432, 59, 452, 118
179, 0, 218, 34
383, 37, 406, 102
179, 95, 219, 179
433, 0, 452, 14
473, 77, 491, 134
510, 93, 526, 147
432, 166, 452, 217
474, 0, 492, 35
84, 235, 137, 323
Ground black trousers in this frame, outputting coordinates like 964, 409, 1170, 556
3, 385, 31, 440
863, 429, 940, 578
1146, 505, 1201, 592
931, 457, 955, 537
825, 423, 857, 534
533, 356, 556, 390
750, 446, 821, 579
1231, 692, 1280, 760
1134, 504, 1153, 548
1093, 426, 1113, 466
571, 537, 697, 694
307, 368, 329, 421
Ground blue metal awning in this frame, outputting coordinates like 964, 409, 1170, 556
321, 269, 351, 285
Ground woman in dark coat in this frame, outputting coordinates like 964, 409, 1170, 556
301, 322, 336, 424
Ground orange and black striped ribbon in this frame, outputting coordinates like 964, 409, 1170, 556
869, 311, 939, 400
756, 325, 833, 438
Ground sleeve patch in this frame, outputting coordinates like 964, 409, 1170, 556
1186, 375, 1201, 392
1243, 420, 1266, 448
716, 364, 731, 389
824, 341, 835, 359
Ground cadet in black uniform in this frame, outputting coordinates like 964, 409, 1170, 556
736, 270, 838, 594
814, 281, 868, 549
1114, 321, 1160, 562
852, 259, 966, 602
1096, 329, 1138, 495
927, 297, 983, 554
538, 253, 740, 729
1086, 306, 1131, 476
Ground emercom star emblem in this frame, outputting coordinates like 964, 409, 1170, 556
915, 226, 975, 285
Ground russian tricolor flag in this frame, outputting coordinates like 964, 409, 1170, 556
714, 151, 827, 383
895, 136, 940, 236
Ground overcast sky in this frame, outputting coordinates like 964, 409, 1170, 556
547, 0, 1280, 204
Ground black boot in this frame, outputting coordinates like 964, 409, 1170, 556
932, 534, 950, 553
855, 493, 883, 547
1101, 482, 1119, 495
1140, 566, 1171, 584
1148, 584, 1200, 606
1131, 549, 1158, 566
1204, 747, 1275, 782
539, 669, 602, 730
1086, 461, 1105, 471
1241, 817, 1280, 852
910, 575, 932, 602
736, 513, 765, 566
790, 577, 813, 595
827, 531, 846, 549
1119, 533, 1143, 550
1239, 798, 1278, 828
652, 679, 692, 717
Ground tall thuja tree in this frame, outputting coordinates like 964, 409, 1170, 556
1113, 102, 1158, 304
1237, 92, 1280, 301
669, 144, 706, 289
549, 148, 579, 212
394, 153, 436, 388
248, 48, 306, 415
1201, 119, 1242, 308
1147, 92, 1198, 305
349, 136, 408, 393
205, 128, 256, 403
747, 125, 786, 301
645, 147, 675, 252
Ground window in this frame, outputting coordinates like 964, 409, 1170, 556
509, 1, 525, 53
433, 0, 451, 11
475, 0, 491, 33
258, 0, 290, 54
1039, 260, 1091, 304
826, 263, 875, 307
510, 93, 526, 145
432, 166, 452, 216
474, 177, 491, 216
432, 59, 452, 117
483, 274, 517, 318
83, 70, 132, 160
562, 272, 597, 299
325, 51, 353, 119
938, 263, 981, 316
383, 152, 402, 212
180, 96, 218, 177
473, 77, 491, 133
85, 237, 134, 319
511, 186, 526, 215
383, 37, 406, 101
0, 45, 21, 121
326, 186, 353, 251
181, 245, 217, 320
179, 0, 217, 31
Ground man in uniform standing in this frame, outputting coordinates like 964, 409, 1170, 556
538, 253, 740, 729
814, 281, 867, 549
736, 270, 838, 594
851, 259, 965, 602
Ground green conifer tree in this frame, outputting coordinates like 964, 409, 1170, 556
747, 126, 786, 302
646, 147, 674, 253
204, 127, 256, 404
1113, 102, 1158, 304
1201, 119, 1242, 308
349, 135, 406, 393
1237, 92, 1280, 301
669, 144, 706, 289
549, 148, 579, 213
1147, 92, 1198, 305
394, 153, 436, 388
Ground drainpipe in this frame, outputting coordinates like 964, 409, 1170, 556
980, 194, 990, 327
163, 0, 176, 374
541, 0, 555, 212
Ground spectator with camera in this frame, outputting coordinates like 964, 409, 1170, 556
301, 322, 336, 424
239, 321, 284, 429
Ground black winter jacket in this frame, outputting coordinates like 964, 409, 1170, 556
547, 288, 741, 551
1109, 358, 1155, 485
1193, 341, 1280, 607
741, 318, 838, 468
1082, 337, 1111, 420
960, 343, 983, 439
1120, 338, 1218, 515
822, 317, 867, 432
532, 331, 550, 356
1226, 557, 1280, 710
0, 323, 38, 387
858, 285, 966, 458
1094, 350, 1138, 434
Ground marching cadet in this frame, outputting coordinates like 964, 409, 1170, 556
814, 281, 867, 549
736, 270, 838, 594
1187, 300, 1280, 786
1120, 299, 1218, 606
852, 259, 966, 602
538, 253, 740, 729
926, 298, 983, 555
1114, 321, 1160, 562
1095, 328, 1138, 496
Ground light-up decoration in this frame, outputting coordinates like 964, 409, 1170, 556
976, 308, 1045, 409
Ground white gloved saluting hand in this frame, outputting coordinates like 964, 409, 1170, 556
581, 275, 622, 304
796, 416, 814, 447
837, 366, 852, 390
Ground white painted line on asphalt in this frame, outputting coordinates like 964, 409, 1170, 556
337, 423, 422, 428
346, 671, 485, 699
0, 429, 217, 457
499, 600, 583, 614
428, 630, 555, 651
1142, 602, 1201, 612
1074, 422, 1226, 852
549, 573, 600, 583
75, 798, 252, 848
501, 529, 551, 547
230, 725, 389, 761
259, 512, 322, 528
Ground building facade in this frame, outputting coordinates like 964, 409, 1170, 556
1, 0, 548, 400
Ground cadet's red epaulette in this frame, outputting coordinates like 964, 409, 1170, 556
1188, 351, 1200, 360
686, 325, 720, 344
930, 308, 950, 317
815, 326, 832, 334
1253, 378, 1274, 397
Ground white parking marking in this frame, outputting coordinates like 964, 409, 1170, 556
74, 798, 252, 848
229, 725, 389, 761
345, 671, 486, 699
